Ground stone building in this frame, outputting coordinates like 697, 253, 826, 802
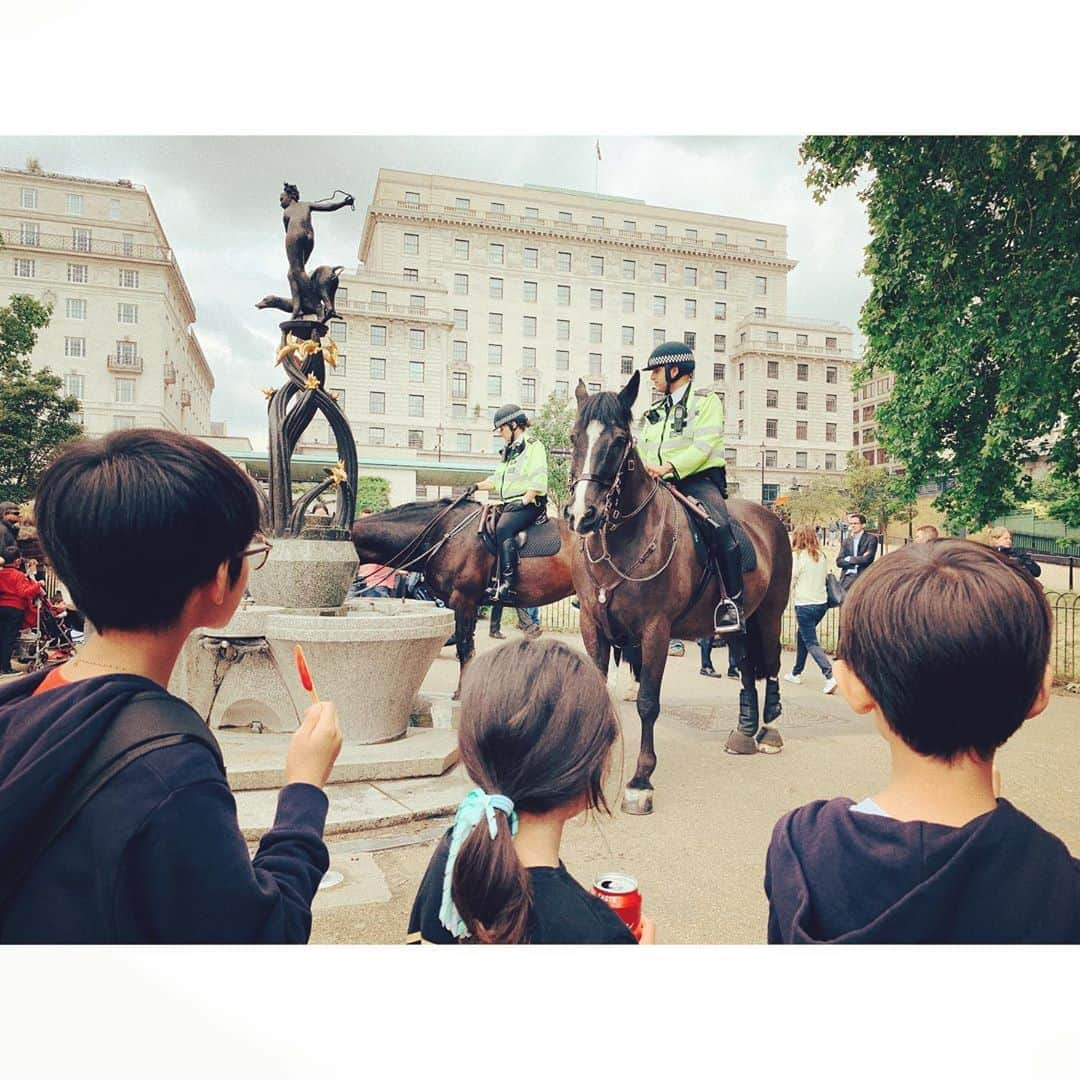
0, 164, 213, 436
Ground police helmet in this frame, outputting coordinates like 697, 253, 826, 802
492, 403, 528, 432
644, 340, 696, 376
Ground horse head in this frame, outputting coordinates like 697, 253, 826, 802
564, 372, 640, 534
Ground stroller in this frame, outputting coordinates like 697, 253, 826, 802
14, 598, 80, 673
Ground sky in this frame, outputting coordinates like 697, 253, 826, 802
0, 135, 872, 447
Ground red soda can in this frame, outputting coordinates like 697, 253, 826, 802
592, 872, 643, 940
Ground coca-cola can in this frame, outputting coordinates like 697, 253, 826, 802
592, 872, 643, 940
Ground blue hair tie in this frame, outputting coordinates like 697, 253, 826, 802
438, 788, 518, 940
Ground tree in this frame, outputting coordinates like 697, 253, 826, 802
0, 295, 83, 502
799, 136, 1080, 529
840, 452, 914, 549
785, 477, 847, 527
531, 392, 576, 507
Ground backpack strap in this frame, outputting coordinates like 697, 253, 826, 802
0, 691, 224, 920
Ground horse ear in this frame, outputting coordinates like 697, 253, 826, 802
618, 370, 640, 411
574, 379, 589, 411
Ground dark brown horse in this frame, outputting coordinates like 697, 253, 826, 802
351, 499, 575, 692
565, 374, 793, 815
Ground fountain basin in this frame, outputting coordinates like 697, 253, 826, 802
245, 536, 357, 609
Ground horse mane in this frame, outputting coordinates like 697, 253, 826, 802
366, 498, 463, 523
578, 391, 632, 429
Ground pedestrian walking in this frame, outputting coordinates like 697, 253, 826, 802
784, 526, 836, 694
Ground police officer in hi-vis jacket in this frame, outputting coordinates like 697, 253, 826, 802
639, 341, 744, 632
476, 403, 549, 605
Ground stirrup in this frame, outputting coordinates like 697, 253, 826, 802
713, 597, 744, 635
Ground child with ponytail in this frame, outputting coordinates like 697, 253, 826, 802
407, 638, 656, 944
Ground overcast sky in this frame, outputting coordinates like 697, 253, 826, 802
0, 136, 872, 447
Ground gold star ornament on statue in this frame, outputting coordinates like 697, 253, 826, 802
304, 374, 321, 390
325, 461, 347, 487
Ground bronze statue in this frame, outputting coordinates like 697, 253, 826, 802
256, 181, 354, 321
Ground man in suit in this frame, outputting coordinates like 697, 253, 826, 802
837, 512, 878, 591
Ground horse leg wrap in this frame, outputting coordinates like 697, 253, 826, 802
737, 685, 760, 737
763, 677, 782, 725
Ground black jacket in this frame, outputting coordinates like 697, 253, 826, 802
0, 519, 18, 555
836, 530, 878, 576
995, 546, 1042, 578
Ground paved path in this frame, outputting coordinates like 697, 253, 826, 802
310, 630, 1080, 944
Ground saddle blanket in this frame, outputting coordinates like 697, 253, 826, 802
683, 507, 758, 574
480, 515, 563, 559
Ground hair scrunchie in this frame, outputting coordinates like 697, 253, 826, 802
438, 788, 518, 940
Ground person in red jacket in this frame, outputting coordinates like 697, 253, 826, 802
0, 547, 43, 674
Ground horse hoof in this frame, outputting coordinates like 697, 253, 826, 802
756, 726, 784, 753
724, 730, 759, 756
621, 788, 654, 815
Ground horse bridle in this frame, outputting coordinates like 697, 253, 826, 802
568, 435, 656, 529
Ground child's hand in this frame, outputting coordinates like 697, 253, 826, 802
285, 701, 343, 789
638, 916, 657, 944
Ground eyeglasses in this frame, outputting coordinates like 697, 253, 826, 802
239, 534, 273, 571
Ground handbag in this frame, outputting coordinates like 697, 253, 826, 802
825, 572, 846, 608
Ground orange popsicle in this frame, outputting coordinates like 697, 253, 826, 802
294, 644, 319, 704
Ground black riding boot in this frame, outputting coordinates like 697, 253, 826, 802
492, 537, 520, 605
713, 529, 745, 634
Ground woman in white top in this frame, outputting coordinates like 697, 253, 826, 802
784, 525, 836, 694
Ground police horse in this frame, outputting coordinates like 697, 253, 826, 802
564, 375, 793, 815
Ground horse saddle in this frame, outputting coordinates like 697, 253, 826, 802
680, 504, 758, 575
478, 504, 563, 559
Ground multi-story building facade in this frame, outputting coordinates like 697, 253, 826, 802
852, 371, 896, 469
301, 168, 857, 499
0, 164, 213, 435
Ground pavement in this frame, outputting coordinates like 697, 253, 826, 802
308, 628, 1080, 944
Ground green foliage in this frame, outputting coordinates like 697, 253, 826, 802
356, 475, 390, 511
840, 452, 914, 541
785, 477, 847, 527
0, 295, 83, 502
531, 392, 576, 507
1028, 469, 1080, 527
800, 136, 1080, 529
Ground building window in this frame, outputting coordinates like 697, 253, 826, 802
738, 391, 745, 410
523, 280, 538, 302
621, 326, 634, 346
456, 433, 472, 453
591, 215, 604, 228
65, 298, 87, 320
589, 353, 602, 376
525, 207, 539, 220
765, 418, 778, 438
589, 323, 602, 344
368, 426, 385, 445
622, 259, 636, 280
558, 211, 572, 223
454, 239, 470, 260
72, 228, 91, 253
622, 356, 635, 375
766, 389, 779, 408
797, 333, 808, 346
853, 430, 861, 446
755, 275, 768, 296
590, 255, 604, 276
489, 344, 503, 366
521, 347, 536, 368
489, 277, 503, 299
714, 334, 726, 353
795, 451, 807, 469
557, 284, 571, 305
623, 220, 637, 232
653, 263, 667, 283
328, 319, 346, 342
622, 292, 635, 314
765, 450, 778, 467
797, 363, 809, 382
490, 202, 506, 214
684, 267, 698, 287
119, 269, 139, 289
853, 408, 860, 423
685, 299, 697, 319
455, 198, 471, 210
117, 302, 138, 324
453, 273, 469, 295
754, 306, 767, 318
369, 391, 386, 414
739, 363, 745, 381
826, 394, 837, 413
453, 308, 468, 331
370, 290, 388, 308
825, 336, 838, 351
523, 315, 537, 337
826, 423, 837, 443
653, 295, 667, 316
369, 357, 386, 379
113, 415, 136, 431
61, 372, 85, 401
555, 380, 569, 400
587, 382, 601, 394
826, 366, 838, 384
796, 421, 808, 440
64, 337, 86, 358
489, 242, 504, 265
408, 294, 425, 311
684, 331, 696, 350
369, 325, 387, 347
755, 238, 768, 249
521, 378, 536, 405
453, 340, 468, 363
404, 191, 420, 206
686, 227, 698, 241
20, 187, 37, 209
452, 371, 468, 397
825, 453, 836, 471
712, 363, 725, 381
654, 224, 667, 236
556, 350, 569, 371
488, 374, 502, 397
797, 392, 808, 411
403, 232, 419, 255
408, 394, 424, 417
410, 361, 426, 383
738, 419, 745, 437
489, 313, 503, 334
66, 193, 84, 215
14, 258, 35, 278
408, 429, 424, 449
590, 288, 604, 310
653, 329, 666, 347
403, 268, 419, 282
766, 330, 779, 344
524, 247, 538, 268
557, 251, 571, 272
556, 319, 570, 340
19, 222, 40, 246
67, 263, 88, 284
714, 269, 727, 289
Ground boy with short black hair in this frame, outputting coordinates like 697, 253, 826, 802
765, 539, 1079, 944
0, 430, 342, 943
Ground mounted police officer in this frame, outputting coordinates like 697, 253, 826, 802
639, 341, 744, 633
476, 403, 549, 604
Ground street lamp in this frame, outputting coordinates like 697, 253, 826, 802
435, 424, 444, 463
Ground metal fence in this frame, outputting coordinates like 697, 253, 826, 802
536, 590, 1080, 684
